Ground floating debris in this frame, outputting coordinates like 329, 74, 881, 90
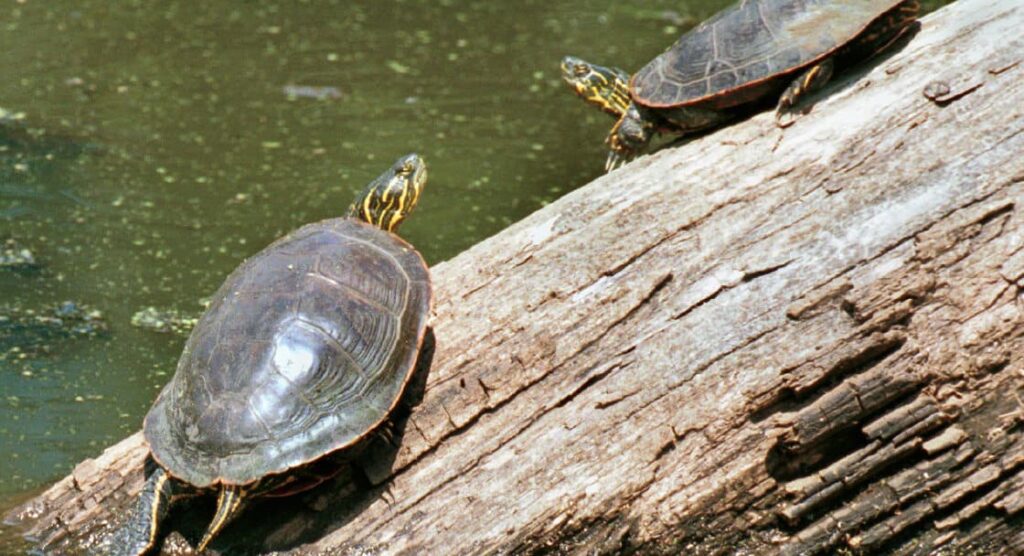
0, 238, 38, 270
386, 60, 411, 74
659, 10, 695, 26
131, 306, 198, 335
0, 106, 27, 124
38, 301, 106, 336
282, 85, 343, 100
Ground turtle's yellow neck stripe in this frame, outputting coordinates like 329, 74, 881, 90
348, 154, 427, 232
591, 72, 630, 117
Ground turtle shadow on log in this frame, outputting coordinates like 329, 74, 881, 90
158, 328, 437, 555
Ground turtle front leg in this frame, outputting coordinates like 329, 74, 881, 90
775, 58, 835, 127
606, 103, 654, 172
108, 466, 177, 556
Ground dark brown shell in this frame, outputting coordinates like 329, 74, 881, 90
144, 218, 431, 487
631, 0, 905, 109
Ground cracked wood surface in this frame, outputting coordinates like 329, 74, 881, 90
5, 0, 1024, 553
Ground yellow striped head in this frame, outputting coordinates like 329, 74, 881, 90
560, 56, 632, 118
348, 154, 427, 233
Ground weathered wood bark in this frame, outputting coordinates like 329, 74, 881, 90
6, 0, 1024, 554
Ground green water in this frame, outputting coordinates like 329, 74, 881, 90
0, 0, 950, 539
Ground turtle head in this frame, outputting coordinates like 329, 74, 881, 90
560, 56, 632, 118
348, 153, 427, 233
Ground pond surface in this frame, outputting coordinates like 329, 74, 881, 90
0, 0, 949, 544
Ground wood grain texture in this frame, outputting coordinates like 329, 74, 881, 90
5, 0, 1024, 553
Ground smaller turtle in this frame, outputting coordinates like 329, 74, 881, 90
113, 154, 431, 555
562, 0, 920, 171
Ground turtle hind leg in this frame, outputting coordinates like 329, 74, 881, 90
775, 58, 835, 127
853, 0, 920, 56
108, 466, 177, 556
196, 484, 247, 551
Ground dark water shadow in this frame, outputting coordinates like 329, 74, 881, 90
0, 263, 43, 278
0, 120, 101, 161
0, 301, 110, 355
155, 328, 437, 555
0, 119, 102, 226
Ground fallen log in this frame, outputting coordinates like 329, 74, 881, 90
5, 0, 1024, 553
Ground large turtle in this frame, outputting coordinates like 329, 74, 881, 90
114, 154, 431, 554
562, 0, 920, 170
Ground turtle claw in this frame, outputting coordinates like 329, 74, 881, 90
775, 108, 799, 129
605, 151, 619, 172
605, 150, 633, 172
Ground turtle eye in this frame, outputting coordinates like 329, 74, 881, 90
573, 65, 589, 77
399, 160, 415, 175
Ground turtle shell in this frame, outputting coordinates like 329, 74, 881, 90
631, 0, 906, 110
144, 218, 431, 487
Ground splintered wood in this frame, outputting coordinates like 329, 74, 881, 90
5, 0, 1024, 553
